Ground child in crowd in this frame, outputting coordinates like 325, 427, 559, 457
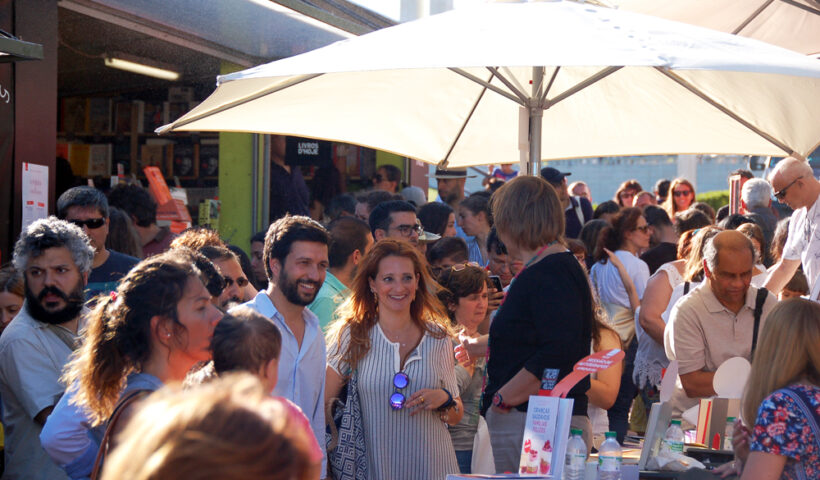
779, 269, 809, 300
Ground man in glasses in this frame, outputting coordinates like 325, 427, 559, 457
369, 200, 422, 247
57, 186, 139, 302
764, 157, 820, 299
199, 245, 251, 310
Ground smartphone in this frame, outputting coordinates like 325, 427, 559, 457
489, 275, 503, 291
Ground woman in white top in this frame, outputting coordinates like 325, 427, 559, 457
589, 207, 652, 442
325, 239, 462, 480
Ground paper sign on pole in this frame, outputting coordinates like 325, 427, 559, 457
21, 162, 49, 231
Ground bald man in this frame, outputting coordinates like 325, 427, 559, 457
665, 231, 776, 412
764, 157, 820, 299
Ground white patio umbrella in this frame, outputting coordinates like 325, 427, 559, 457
613, 0, 820, 55
158, 1, 820, 174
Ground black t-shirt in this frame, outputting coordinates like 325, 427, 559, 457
482, 251, 592, 417
86, 250, 140, 302
640, 242, 678, 275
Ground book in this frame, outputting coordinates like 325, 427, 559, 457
87, 144, 112, 176
61, 97, 88, 133
87, 98, 112, 133
114, 101, 132, 134
199, 138, 219, 177
518, 396, 560, 477
171, 140, 195, 177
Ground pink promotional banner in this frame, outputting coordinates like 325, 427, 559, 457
545, 349, 625, 398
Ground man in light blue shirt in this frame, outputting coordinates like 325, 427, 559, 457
308, 217, 373, 330
234, 215, 330, 473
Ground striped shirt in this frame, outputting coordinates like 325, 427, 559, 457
328, 323, 460, 479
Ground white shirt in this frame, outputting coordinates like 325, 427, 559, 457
590, 250, 650, 308
783, 193, 820, 297
234, 292, 327, 471
0, 302, 86, 480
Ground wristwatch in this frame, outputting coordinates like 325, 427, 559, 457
492, 392, 512, 411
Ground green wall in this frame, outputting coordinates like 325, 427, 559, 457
217, 62, 256, 253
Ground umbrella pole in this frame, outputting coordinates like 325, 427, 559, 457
527, 66, 545, 176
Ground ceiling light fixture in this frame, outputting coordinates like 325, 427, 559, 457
104, 53, 180, 81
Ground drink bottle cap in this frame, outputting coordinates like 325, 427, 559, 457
671, 419, 682, 426
604, 431, 616, 438
570, 428, 583, 436
727, 417, 736, 422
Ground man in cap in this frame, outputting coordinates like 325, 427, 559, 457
764, 157, 820, 298
540, 167, 593, 239
434, 167, 475, 239
0, 217, 94, 479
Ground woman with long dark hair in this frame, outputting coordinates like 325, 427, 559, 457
325, 239, 462, 479
589, 207, 651, 442
52, 249, 222, 477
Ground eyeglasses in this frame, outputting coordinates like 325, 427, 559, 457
618, 191, 635, 199
372, 173, 384, 183
774, 176, 803, 200
635, 225, 652, 233
222, 276, 249, 288
672, 190, 693, 197
67, 218, 106, 229
393, 223, 423, 237
389, 372, 410, 410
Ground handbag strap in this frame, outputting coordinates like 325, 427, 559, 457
751, 288, 768, 357
90, 389, 152, 480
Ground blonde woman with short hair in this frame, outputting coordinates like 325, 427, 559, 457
484, 176, 595, 472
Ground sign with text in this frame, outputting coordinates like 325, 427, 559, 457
285, 136, 332, 167
22, 163, 49, 230
547, 349, 625, 398
518, 396, 574, 478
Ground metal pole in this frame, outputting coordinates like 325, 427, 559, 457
262, 135, 271, 228
527, 66, 545, 176
251, 133, 259, 234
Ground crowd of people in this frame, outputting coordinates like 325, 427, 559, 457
0, 156, 817, 480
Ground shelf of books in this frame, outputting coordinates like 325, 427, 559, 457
56, 87, 218, 185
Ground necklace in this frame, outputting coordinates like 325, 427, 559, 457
380, 321, 415, 347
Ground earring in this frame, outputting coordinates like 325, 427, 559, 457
165, 333, 171, 338
371, 289, 378, 303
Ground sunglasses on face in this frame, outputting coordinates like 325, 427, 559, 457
635, 225, 652, 233
222, 276, 249, 288
774, 176, 803, 200
389, 372, 410, 410
619, 192, 635, 199
672, 190, 693, 197
67, 218, 106, 229
372, 173, 384, 183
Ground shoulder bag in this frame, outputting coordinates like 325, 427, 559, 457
326, 370, 368, 480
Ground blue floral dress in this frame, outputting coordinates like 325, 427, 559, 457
750, 384, 820, 480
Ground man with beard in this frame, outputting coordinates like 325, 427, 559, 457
200, 245, 249, 310
308, 217, 373, 330
0, 217, 94, 479
233, 215, 330, 473
434, 167, 473, 238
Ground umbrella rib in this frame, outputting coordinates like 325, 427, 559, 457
656, 67, 795, 154
441, 74, 492, 167
733, 0, 774, 35
487, 67, 531, 104
779, 0, 820, 16
539, 67, 561, 106
159, 73, 324, 133
448, 67, 527, 106
545, 66, 622, 108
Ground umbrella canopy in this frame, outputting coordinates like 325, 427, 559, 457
614, 0, 820, 56
158, 1, 820, 172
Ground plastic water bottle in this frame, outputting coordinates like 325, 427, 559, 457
564, 428, 587, 480
596, 431, 622, 480
661, 419, 685, 455
724, 417, 735, 451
